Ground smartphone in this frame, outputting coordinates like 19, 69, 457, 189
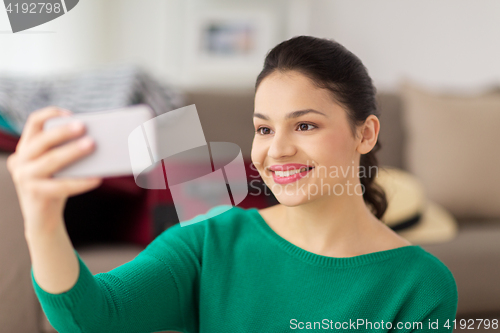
43, 104, 155, 178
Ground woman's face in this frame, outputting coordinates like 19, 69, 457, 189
251, 70, 365, 207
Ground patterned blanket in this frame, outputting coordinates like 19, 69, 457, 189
0, 64, 184, 134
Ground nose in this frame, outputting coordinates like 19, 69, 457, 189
267, 130, 296, 160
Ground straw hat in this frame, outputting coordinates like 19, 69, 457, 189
373, 166, 458, 244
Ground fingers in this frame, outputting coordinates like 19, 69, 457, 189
36, 177, 103, 198
17, 120, 86, 164
26, 136, 96, 179
17, 107, 71, 153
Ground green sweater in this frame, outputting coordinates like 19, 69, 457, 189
31, 205, 458, 333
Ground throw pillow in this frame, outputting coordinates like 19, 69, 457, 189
400, 81, 500, 219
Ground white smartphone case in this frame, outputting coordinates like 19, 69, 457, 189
43, 104, 155, 178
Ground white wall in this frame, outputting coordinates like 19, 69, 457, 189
1, 0, 499, 91
0, 0, 109, 75
0, 0, 301, 89
100, 0, 179, 83
309, 0, 500, 91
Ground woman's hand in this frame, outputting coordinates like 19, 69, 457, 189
6, 106, 103, 237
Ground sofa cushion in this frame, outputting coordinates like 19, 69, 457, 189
185, 90, 256, 159
422, 220, 500, 315
400, 82, 500, 219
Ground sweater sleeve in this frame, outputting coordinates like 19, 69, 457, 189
408, 257, 459, 333
409, 286, 458, 333
31, 215, 208, 333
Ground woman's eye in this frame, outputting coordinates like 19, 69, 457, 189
256, 127, 272, 135
297, 123, 316, 131
256, 123, 317, 135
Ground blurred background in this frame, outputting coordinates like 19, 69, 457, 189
1, 1, 499, 332
1, 0, 500, 90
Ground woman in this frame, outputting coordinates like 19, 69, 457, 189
8, 36, 457, 332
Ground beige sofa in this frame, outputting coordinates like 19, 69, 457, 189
1, 91, 499, 332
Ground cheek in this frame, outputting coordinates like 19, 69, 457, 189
250, 142, 264, 170
250, 150, 257, 168
310, 131, 353, 165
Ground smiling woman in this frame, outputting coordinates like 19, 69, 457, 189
248, 35, 457, 330
23, 36, 457, 333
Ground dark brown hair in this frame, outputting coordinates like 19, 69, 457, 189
255, 35, 387, 219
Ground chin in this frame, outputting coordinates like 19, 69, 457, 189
267, 183, 314, 207
274, 198, 308, 208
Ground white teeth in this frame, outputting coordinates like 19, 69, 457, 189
274, 167, 310, 177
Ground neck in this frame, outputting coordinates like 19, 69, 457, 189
277, 191, 380, 257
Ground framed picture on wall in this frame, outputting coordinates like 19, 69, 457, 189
180, 5, 277, 89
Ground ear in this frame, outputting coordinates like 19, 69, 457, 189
356, 115, 380, 155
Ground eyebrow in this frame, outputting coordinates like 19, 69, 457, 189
253, 109, 328, 120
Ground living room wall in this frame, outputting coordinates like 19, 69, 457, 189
308, 0, 500, 91
1, 0, 499, 91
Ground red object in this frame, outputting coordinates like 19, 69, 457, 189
0, 130, 19, 152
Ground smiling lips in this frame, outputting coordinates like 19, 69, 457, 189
267, 163, 315, 185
